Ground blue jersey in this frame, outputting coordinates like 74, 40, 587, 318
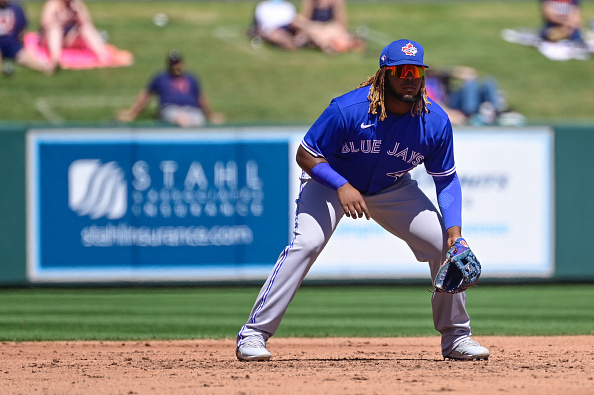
0, 2, 27, 58
301, 85, 456, 195
147, 72, 202, 110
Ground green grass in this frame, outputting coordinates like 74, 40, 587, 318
2, 1, 594, 126
0, 284, 592, 341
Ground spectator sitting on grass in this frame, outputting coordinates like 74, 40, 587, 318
117, 50, 225, 128
0, 0, 51, 75
424, 66, 523, 126
39, 0, 109, 74
296, 0, 365, 54
540, 0, 586, 44
250, 0, 302, 50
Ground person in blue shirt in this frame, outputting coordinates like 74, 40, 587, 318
0, 0, 51, 75
236, 39, 490, 362
540, 0, 585, 43
117, 50, 224, 127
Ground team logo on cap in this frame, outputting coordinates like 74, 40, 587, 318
401, 43, 417, 56
380, 54, 386, 62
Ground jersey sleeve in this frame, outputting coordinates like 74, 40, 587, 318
423, 118, 456, 177
433, 172, 462, 230
301, 100, 347, 158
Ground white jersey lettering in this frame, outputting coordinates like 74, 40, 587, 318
371, 140, 382, 153
408, 151, 424, 166
387, 142, 424, 165
393, 147, 408, 161
360, 140, 373, 153
386, 142, 400, 156
342, 140, 383, 154
348, 142, 360, 153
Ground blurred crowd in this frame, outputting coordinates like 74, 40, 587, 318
2, 0, 591, 127
0, 0, 112, 75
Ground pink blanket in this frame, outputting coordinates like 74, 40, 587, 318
24, 32, 134, 70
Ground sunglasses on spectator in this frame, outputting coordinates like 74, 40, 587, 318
386, 65, 425, 79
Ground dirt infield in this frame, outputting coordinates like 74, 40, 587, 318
1, 336, 593, 394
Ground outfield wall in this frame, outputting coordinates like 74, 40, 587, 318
0, 126, 28, 285
0, 124, 592, 285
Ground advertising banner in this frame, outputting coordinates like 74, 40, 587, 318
27, 127, 554, 283
307, 128, 554, 279
27, 129, 291, 282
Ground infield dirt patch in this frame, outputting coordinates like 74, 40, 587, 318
1, 336, 593, 394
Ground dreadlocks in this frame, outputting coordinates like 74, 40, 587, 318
357, 67, 429, 121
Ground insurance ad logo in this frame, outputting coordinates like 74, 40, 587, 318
68, 160, 127, 220
28, 131, 291, 281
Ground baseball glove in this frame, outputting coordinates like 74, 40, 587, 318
433, 238, 481, 293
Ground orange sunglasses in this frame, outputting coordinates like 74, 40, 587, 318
386, 64, 425, 79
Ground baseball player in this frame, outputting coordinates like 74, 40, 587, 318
236, 39, 490, 361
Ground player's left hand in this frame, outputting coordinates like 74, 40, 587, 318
433, 238, 481, 293
337, 183, 370, 220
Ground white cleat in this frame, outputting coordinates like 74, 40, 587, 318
445, 338, 490, 361
236, 337, 272, 362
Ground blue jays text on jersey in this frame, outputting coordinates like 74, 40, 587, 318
301, 85, 456, 195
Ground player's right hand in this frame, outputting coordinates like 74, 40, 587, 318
337, 183, 370, 220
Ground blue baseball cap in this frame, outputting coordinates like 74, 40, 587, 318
379, 39, 429, 68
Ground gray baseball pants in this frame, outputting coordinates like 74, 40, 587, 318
238, 173, 472, 356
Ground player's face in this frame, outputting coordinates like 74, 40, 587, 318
384, 64, 423, 103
